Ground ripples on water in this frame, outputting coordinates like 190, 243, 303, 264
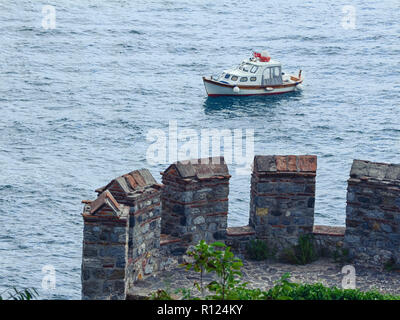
0, 0, 399, 299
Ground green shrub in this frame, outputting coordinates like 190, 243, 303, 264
265, 273, 399, 300
384, 257, 400, 272
182, 240, 243, 300
317, 245, 331, 258
183, 240, 218, 297
281, 234, 318, 265
149, 289, 173, 300
205, 243, 244, 300
332, 246, 351, 264
246, 239, 275, 261
0, 287, 38, 300
151, 271, 400, 300
214, 283, 268, 300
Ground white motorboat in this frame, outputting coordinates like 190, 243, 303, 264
203, 51, 303, 97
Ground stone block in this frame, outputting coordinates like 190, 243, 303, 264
350, 160, 369, 178
368, 163, 388, 180
276, 182, 305, 193
257, 182, 276, 193
386, 164, 400, 181
83, 245, 98, 258
254, 155, 276, 172
82, 281, 102, 297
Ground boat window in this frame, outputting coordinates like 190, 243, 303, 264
273, 67, 281, 77
239, 63, 253, 72
225, 74, 230, 79
250, 66, 258, 73
244, 64, 253, 72
263, 68, 271, 79
239, 63, 251, 72
240, 77, 248, 82
231, 75, 238, 81
250, 76, 257, 81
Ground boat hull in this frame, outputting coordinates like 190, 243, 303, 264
203, 77, 302, 97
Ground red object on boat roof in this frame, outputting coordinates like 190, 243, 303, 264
253, 52, 270, 62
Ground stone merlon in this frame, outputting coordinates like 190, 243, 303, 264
162, 156, 231, 180
254, 155, 317, 174
350, 159, 400, 182
95, 168, 160, 194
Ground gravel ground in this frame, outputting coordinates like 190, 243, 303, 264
127, 258, 400, 299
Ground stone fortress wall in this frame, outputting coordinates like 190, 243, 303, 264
80, 156, 400, 299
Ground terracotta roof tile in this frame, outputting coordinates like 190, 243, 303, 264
95, 168, 158, 194
130, 170, 147, 187
90, 190, 120, 215
164, 157, 230, 179
124, 174, 138, 189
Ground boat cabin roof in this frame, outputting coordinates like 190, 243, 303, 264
224, 58, 282, 77
244, 57, 281, 67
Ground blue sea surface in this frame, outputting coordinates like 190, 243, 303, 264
0, 0, 399, 299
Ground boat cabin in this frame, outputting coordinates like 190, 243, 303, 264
216, 55, 283, 86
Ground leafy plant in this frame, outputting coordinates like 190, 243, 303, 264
0, 287, 38, 300
148, 276, 177, 300
182, 240, 218, 297
176, 287, 201, 300
180, 241, 244, 300
332, 246, 351, 264
205, 242, 243, 300
246, 239, 275, 261
384, 257, 400, 272
265, 274, 400, 300
224, 284, 268, 300
281, 234, 318, 265
265, 273, 298, 300
149, 289, 173, 300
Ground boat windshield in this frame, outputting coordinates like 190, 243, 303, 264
218, 72, 226, 80
238, 63, 253, 72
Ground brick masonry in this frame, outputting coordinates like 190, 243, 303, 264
81, 156, 400, 300
81, 190, 129, 300
161, 157, 230, 245
225, 226, 256, 253
344, 160, 400, 268
313, 225, 346, 254
81, 169, 165, 300
249, 155, 317, 249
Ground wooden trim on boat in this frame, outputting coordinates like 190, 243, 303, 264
203, 77, 301, 90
